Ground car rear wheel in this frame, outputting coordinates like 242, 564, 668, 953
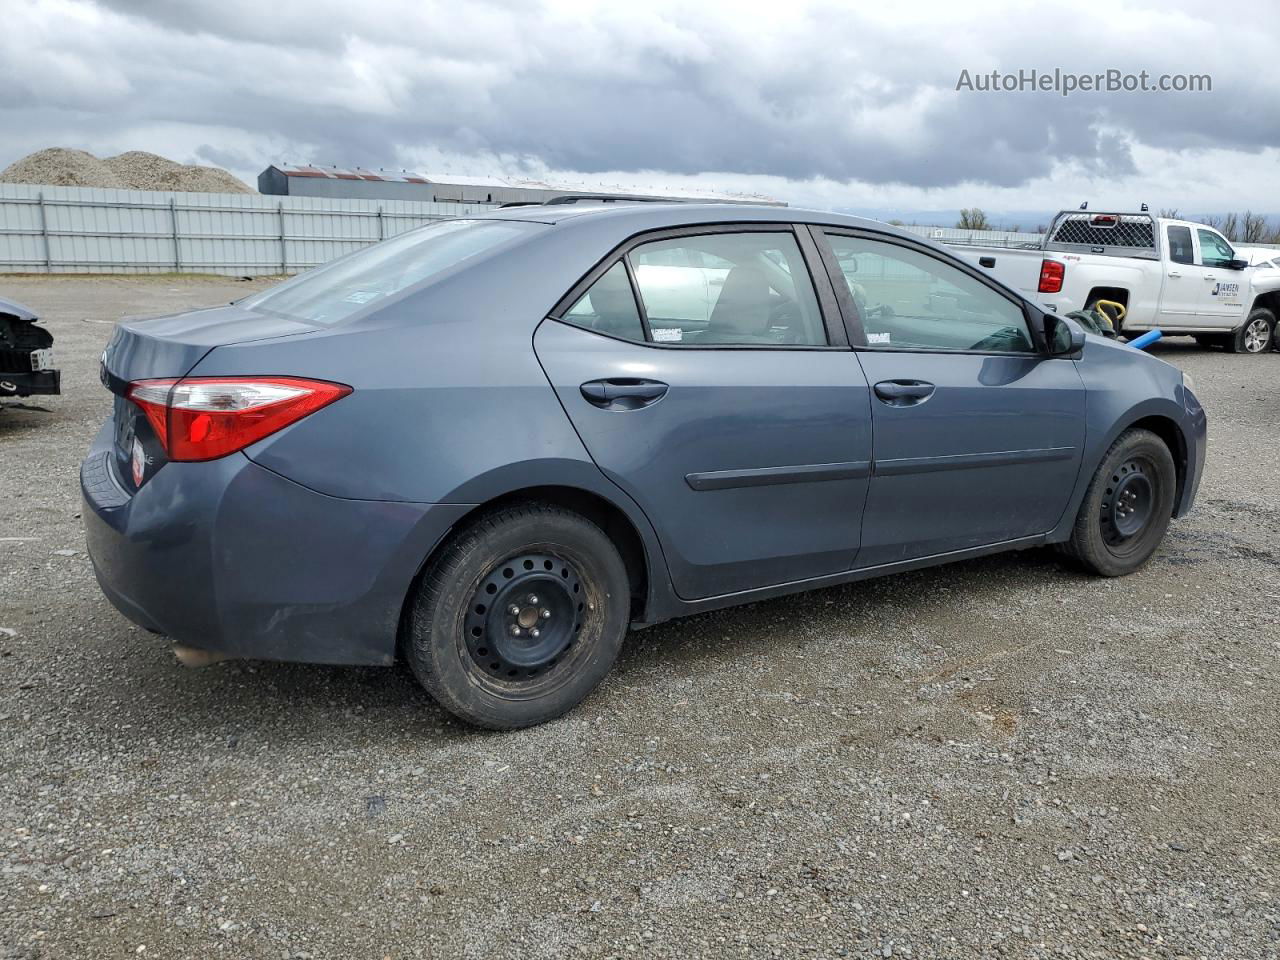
407, 503, 630, 729
1061, 428, 1176, 577
1230, 308, 1275, 354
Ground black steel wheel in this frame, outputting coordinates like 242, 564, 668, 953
1099, 457, 1157, 552
1061, 428, 1177, 576
463, 553, 587, 684
407, 503, 630, 729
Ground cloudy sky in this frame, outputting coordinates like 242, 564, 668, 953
2, 0, 1277, 223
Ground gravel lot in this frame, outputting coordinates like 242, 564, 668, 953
2, 276, 1278, 960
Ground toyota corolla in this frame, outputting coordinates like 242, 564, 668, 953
82, 203, 1207, 728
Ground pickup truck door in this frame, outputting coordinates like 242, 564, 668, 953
1193, 228, 1247, 318
1158, 224, 1201, 326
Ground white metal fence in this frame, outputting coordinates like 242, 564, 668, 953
5, 184, 1274, 277
0, 183, 491, 276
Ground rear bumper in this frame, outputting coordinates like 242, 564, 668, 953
1, 369, 60, 396
81, 422, 472, 665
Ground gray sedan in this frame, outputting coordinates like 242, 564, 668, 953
82, 203, 1207, 728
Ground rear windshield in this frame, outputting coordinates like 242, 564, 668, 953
243, 219, 537, 324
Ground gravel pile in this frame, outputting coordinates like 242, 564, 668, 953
102, 151, 252, 194
1, 148, 253, 194
0, 148, 124, 189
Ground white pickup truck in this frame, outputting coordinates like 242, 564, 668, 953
946, 210, 1280, 353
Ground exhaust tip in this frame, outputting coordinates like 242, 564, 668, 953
173, 645, 231, 668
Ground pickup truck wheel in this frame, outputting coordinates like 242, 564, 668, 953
1230, 308, 1275, 354
406, 503, 630, 730
1062, 428, 1176, 577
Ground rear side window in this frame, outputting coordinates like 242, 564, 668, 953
630, 233, 825, 345
243, 219, 536, 324
826, 234, 1033, 353
1167, 226, 1194, 264
561, 262, 646, 342
1196, 229, 1235, 268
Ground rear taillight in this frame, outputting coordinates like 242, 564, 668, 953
1038, 259, 1065, 294
127, 376, 351, 462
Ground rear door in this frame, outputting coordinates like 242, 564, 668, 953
534, 225, 873, 601
1158, 224, 1202, 326
814, 228, 1086, 567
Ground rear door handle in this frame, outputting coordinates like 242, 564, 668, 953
580, 378, 669, 410
1167, 271, 1182, 278
873, 380, 935, 406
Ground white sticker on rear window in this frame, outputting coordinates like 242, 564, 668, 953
867, 332, 892, 344
343, 290, 380, 304
652, 327, 683, 342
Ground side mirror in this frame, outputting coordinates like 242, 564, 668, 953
1227, 258, 1249, 271
1045, 314, 1087, 356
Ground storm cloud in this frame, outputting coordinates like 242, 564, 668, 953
2, 0, 1277, 214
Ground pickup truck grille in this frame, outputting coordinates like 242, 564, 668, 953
1051, 215, 1155, 250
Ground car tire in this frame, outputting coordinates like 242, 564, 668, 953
406, 503, 630, 729
1229, 308, 1275, 354
1060, 428, 1177, 577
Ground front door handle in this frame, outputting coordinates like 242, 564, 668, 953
1167, 271, 1182, 278
580, 378, 669, 411
873, 380, 935, 406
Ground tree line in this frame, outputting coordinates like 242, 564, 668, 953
1157, 209, 1279, 244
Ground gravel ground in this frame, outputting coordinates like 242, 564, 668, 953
1, 276, 1278, 960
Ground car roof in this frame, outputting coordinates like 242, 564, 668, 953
471, 201, 903, 236
463, 201, 1035, 308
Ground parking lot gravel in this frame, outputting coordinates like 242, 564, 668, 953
1, 276, 1278, 960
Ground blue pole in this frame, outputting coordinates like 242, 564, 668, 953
1128, 330, 1162, 350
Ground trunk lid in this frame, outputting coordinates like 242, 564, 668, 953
100, 303, 321, 491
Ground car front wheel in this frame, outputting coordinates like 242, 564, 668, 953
407, 503, 630, 729
1061, 428, 1177, 577
1230, 308, 1275, 354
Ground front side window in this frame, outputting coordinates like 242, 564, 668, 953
1196, 229, 1235, 268
561, 262, 646, 342
243, 218, 537, 325
629, 232, 826, 345
825, 234, 1034, 353
1167, 225, 1194, 264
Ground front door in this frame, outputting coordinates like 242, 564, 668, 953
534, 227, 872, 601
1193, 227, 1246, 319
817, 229, 1087, 566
